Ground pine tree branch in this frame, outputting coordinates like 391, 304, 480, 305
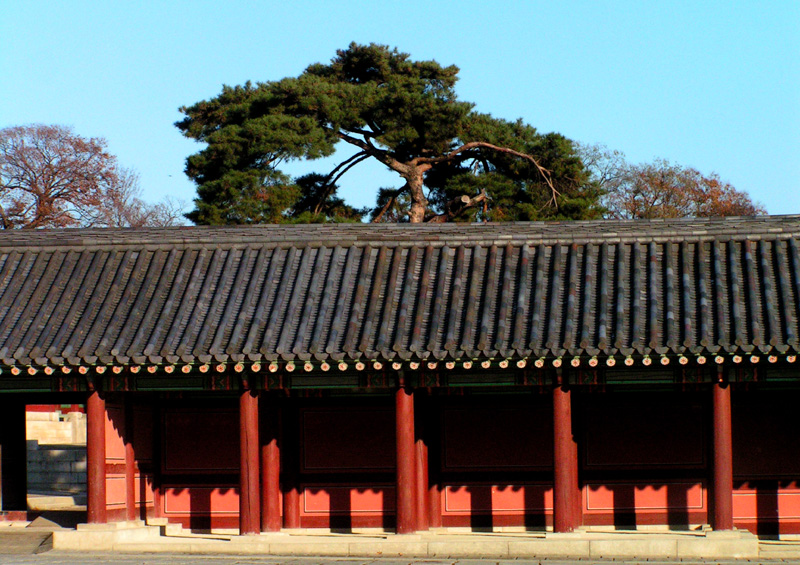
413, 141, 560, 208
425, 189, 489, 223
336, 131, 409, 175
312, 152, 370, 215
371, 185, 408, 223
325, 151, 369, 186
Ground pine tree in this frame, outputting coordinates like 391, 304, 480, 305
177, 43, 601, 224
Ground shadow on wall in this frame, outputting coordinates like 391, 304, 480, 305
305, 486, 395, 532
605, 483, 691, 531
189, 487, 213, 533
464, 485, 548, 531
736, 480, 796, 539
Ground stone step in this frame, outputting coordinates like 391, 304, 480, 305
760, 551, 800, 559
51, 527, 762, 559
760, 541, 800, 558
28, 493, 87, 511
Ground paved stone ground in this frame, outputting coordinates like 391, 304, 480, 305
0, 530, 53, 555
0, 554, 799, 564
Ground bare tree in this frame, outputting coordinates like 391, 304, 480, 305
0, 124, 185, 229
96, 168, 187, 228
578, 143, 765, 219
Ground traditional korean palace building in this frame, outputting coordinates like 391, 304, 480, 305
0, 216, 799, 537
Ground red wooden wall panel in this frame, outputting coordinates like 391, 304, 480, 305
145, 390, 800, 533
443, 484, 553, 514
302, 485, 395, 514
163, 485, 240, 514
734, 485, 800, 520
442, 407, 553, 470
104, 403, 127, 520
733, 393, 800, 477
133, 406, 154, 463
584, 482, 705, 512
135, 474, 155, 508
163, 408, 238, 473
733, 483, 800, 535
162, 485, 240, 530
583, 401, 704, 469
581, 481, 708, 527
105, 405, 126, 461
301, 408, 395, 472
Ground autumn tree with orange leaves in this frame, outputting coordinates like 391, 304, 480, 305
578, 143, 765, 219
0, 124, 184, 229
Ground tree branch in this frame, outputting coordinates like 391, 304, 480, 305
336, 131, 409, 176
344, 127, 378, 139
312, 151, 370, 215
414, 141, 560, 208
371, 185, 408, 223
325, 151, 369, 186
425, 189, 490, 223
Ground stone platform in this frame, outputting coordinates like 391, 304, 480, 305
48, 522, 774, 560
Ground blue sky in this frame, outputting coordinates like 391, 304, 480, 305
2, 1, 798, 215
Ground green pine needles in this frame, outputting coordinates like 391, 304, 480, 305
177, 43, 602, 224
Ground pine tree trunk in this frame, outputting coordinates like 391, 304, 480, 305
407, 170, 427, 223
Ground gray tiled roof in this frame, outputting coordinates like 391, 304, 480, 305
1, 215, 799, 368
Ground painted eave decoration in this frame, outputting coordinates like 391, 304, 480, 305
1, 215, 799, 377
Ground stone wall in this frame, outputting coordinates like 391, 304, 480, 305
27, 441, 86, 495
26, 409, 87, 496
26, 410, 86, 445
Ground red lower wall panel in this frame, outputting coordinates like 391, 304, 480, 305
163, 485, 240, 530
441, 483, 553, 528
135, 473, 156, 520
734, 483, 800, 535
152, 482, 800, 533
583, 481, 707, 527
300, 485, 395, 529
105, 403, 127, 522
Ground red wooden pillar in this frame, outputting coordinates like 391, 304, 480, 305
87, 388, 107, 524
124, 397, 136, 521
260, 393, 281, 532
713, 371, 734, 530
415, 432, 429, 530
396, 380, 416, 534
428, 481, 442, 529
239, 389, 260, 535
283, 487, 300, 529
553, 381, 578, 533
